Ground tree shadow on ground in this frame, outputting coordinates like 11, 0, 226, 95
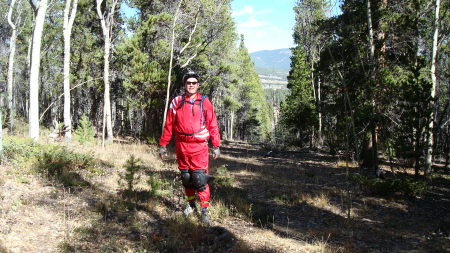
213, 143, 450, 252
50, 164, 271, 253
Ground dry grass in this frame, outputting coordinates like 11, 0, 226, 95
294, 192, 355, 218
0, 169, 90, 252
4, 137, 445, 252
335, 160, 358, 169
226, 221, 341, 253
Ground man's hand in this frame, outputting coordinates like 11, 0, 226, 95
212, 147, 220, 160
159, 146, 168, 159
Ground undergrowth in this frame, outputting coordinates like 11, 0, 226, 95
118, 155, 143, 193
3, 136, 95, 187
118, 156, 170, 203
350, 173, 427, 198
35, 146, 94, 187
73, 114, 95, 145
214, 165, 234, 187
3, 137, 42, 169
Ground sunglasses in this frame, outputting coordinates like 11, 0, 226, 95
186, 81, 199, 85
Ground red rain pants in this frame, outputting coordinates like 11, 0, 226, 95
176, 141, 210, 208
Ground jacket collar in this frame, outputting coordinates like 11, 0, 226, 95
184, 92, 201, 101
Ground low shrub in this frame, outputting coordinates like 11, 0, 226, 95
147, 174, 163, 196
214, 165, 234, 187
146, 136, 158, 145
350, 173, 427, 198
34, 146, 93, 187
74, 115, 95, 145
118, 155, 142, 193
3, 137, 42, 167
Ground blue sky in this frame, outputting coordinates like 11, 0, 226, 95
121, 1, 342, 53
231, 0, 342, 52
231, 0, 296, 52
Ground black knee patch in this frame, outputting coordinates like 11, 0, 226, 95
180, 169, 192, 188
191, 170, 208, 190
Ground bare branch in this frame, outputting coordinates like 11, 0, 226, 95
7, 0, 17, 30
162, 0, 184, 134
179, 6, 200, 54
108, 0, 119, 37
68, 0, 78, 30
96, 0, 107, 35
180, 41, 202, 68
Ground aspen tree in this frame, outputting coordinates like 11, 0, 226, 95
28, 0, 48, 140
63, 0, 78, 140
425, 0, 441, 176
96, 0, 119, 144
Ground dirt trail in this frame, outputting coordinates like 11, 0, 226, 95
0, 141, 449, 252
214, 142, 450, 252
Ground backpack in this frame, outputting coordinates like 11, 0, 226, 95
176, 95, 208, 136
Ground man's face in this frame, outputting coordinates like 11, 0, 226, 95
184, 77, 199, 95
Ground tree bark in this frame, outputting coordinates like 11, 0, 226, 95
362, 0, 378, 175
63, 0, 78, 140
162, 0, 183, 135
425, 0, 441, 176
96, 0, 118, 144
317, 75, 323, 146
230, 111, 234, 141
28, 0, 48, 140
7, 0, 18, 134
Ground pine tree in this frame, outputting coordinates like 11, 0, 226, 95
281, 45, 316, 146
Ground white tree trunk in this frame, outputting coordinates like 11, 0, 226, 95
318, 76, 323, 146
7, 0, 18, 133
425, 0, 441, 175
103, 24, 113, 142
29, 0, 48, 140
230, 111, 234, 141
63, 0, 78, 140
366, 0, 375, 60
96, 0, 117, 143
162, 0, 183, 134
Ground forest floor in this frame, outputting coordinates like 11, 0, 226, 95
1, 138, 449, 252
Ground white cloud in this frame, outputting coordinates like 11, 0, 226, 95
233, 5, 272, 17
238, 16, 266, 28
232, 4, 292, 52
239, 25, 294, 52
232, 5, 254, 17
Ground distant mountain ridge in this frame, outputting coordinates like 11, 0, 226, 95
250, 48, 291, 89
250, 48, 291, 72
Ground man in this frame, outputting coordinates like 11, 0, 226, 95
159, 71, 220, 224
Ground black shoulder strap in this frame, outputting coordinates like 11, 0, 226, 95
200, 96, 207, 125
177, 95, 206, 109
176, 96, 209, 136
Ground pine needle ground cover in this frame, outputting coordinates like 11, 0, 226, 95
0, 138, 449, 252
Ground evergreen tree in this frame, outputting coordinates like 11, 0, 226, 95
281, 45, 316, 146
233, 35, 272, 141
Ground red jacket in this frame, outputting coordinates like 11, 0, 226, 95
160, 92, 220, 147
